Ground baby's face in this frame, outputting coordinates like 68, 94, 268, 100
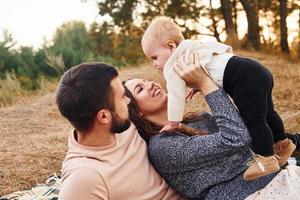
142, 39, 173, 71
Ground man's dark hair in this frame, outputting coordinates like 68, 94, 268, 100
56, 62, 118, 132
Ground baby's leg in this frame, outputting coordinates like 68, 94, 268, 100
225, 58, 275, 156
224, 57, 283, 180
265, 68, 295, 167
231, 84, 274, 156
266, 88, 286, 142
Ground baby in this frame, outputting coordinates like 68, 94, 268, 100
141, 16, 296, 180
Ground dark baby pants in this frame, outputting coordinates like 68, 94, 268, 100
223, 56, 286, 156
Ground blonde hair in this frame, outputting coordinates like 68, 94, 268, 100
142, 16, 184, 47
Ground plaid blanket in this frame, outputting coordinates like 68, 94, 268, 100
0, 175, 61, 200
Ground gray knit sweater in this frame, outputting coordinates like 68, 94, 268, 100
148, 89, 277, 200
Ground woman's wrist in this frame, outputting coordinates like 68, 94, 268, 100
198, 78, 219, 95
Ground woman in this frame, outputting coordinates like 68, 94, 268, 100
123, 55, 300, 200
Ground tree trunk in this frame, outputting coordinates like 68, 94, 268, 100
232, 0, 238, 32
279, 0, 290, 53
239, 0, 260, 50
209, 0, 221, 42
220, 0, 239, 46
298, 6, 300, 58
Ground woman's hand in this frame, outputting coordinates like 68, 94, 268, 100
160, 121, 181, 133
174, 53, 219, 95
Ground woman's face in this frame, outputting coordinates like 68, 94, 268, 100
124, 79, 167, 116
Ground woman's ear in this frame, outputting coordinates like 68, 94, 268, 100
96, 109, 111, 124
165, 40, 177, 51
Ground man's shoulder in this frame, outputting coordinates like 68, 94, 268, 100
71, 165, 101, 178
59, 164, 108, 199
63, 161, 104, 181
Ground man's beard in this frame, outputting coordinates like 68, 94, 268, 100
110, 111, 131, 134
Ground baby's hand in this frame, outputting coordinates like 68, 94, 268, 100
160, 122, 181, 133
186, 88, 200, 100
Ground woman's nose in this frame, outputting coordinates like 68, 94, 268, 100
146, 81, 154, 90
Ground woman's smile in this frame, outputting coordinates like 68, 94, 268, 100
151, 87, 161, 97
124, 79, 167, 116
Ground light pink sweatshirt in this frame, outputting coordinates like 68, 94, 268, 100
59, 123, 183, 200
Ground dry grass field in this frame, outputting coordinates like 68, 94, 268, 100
1, 50, 300, 196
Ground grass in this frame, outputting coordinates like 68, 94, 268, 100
0, 73, 58, 108
0, 49, 300, 196
0, 72, 22, 107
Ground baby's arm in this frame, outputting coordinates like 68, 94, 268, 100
161, 42, 202, 132
163, 60, 187, 123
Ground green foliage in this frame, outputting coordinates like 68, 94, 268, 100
89, 22, 145, 66
98, 0, 138, 31
50, 21, 95, 68
94, 54, 127, 67
98, 0, 207, 38
0, 41, 41, 90
0, 18, 146, 101
0, 31, 58, 91
0, 72, 22, 106
0, 32, 21, 77
34, 49, 57, 77
0, 0, 299, 106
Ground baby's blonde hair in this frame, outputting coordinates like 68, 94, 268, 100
142, 16, 184, 47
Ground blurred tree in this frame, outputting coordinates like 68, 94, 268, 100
0, 33, 45, 89
208, 0, 222, 42
17, 47, 40, 89
0, 41, 13, 75
98, 0, 138, 33
89, 22, 114, 56
220, 0, 239, 46
163, 0, 204, 38
94, 0, 297, 57
115, 24, 145, 64
298, 3, 300, 58
97, 0, 208, 39
239, 0, 260, 50
18, 47, 38, 76
89, 21, 144, 65
34, 48, 57, 77
1, 30, 15, 49
256, 0, 294, 54
279, 0, 290, 53
232, 0, 238, 34
0, 31, 20, 76
50, 21, 94, 68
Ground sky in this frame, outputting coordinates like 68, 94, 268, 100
0, 0, 99, 49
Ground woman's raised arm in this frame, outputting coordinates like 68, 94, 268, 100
149, 53, 252, 171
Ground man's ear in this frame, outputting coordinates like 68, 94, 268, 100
96, 109, 111, 124
165, 40, 177, 51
